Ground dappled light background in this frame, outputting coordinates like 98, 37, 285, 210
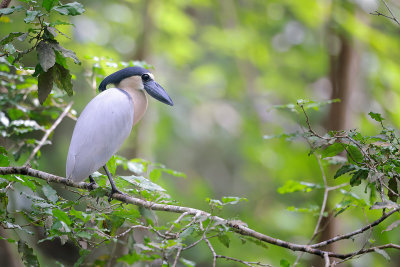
3, 0, 400, 266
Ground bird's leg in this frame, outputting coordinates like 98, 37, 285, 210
88, 175, 97, 190
103, 165, 123, 200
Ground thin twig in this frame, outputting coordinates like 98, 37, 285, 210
294, 154, 330, 265
310, 207, 399, 248
324, 252, 330, 267
371, 0, 400, 25
171, 246, 182, 267
25, 102, 73, 165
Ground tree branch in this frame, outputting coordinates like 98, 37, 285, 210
0, 166, 399, 260
309, 208, 400, 248
25, 102, 73, 165
371, 0, 400, 26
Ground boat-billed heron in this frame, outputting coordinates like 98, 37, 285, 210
66, 66, 173, 196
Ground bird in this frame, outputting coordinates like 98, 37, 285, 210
66, 66, 173, 197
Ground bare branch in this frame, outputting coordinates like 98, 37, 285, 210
0, 166, 399, 260
371, 0, 400, 26
310, 207, 400, 248
171, 246, 182, 267
25, 102, 74, 165
324, 253, 330, 267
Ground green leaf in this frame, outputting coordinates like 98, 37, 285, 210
321, 143, 345, 158
180, 258, 196, 267
24, 10, 40, 23
54, 63, 73, 96
334, 165, 356, 179
15, 176, 37, 191
89, 187, 107, 198
0, 32, 24, 46
221, 196, 248, 205
180, 225, 196, 239
42, 0, 58, 11
107, 155, 117, 176
37, 66, 55, 104
149, 169, 162, 181
53, 2, 85, 16
350, 169, 369, 187
218, 234, 230, 248
117, 251, 141, 264
0, 146, 9, 167
346, 145, 363, 164
120, 175, 166, 192
49, 43, 80, 64
278, 180, 320, 193
4, 43, 16, 54
50, 20, 73, 27
388, 177, 398, 202
73, 249, 90, 267
18, 241, 39, 267
52, 208, 72, 226
0, 5, 23, 15
127, 161, 146, 174
42, 184, 58, 203
369, 112, 384, 123
55, 50, 67, 68
37, 41, 56, 72
76, 231, 92, 239
69, 208, 90, 223
280, 259, 290, 267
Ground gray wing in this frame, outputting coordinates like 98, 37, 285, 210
66, 88, 134, 182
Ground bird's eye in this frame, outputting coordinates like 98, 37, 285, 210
141, 74, 151, 82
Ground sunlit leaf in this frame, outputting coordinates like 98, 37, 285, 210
52, 208, 72, 226
278, 180, 321, 194
369, 112, 384, 123
221, 196, 248, 205
53, 2, 85, 16
180, 258, 196, 267
42, 0, 58, 11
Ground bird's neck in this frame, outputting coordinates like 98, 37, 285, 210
129, 89, 148, 125
117, 77, 148, 125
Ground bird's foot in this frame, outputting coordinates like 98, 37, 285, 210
108, 186, 123, 202
88, 175, 97, 190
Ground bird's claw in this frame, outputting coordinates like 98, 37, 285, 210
108, 187, 123, 202
88, 175, 97, 190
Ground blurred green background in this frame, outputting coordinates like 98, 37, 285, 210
2, 0, 400, 266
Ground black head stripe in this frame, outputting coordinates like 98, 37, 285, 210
98, 66, 150, 91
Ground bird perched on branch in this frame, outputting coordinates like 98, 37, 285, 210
66, 66, 173, 196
